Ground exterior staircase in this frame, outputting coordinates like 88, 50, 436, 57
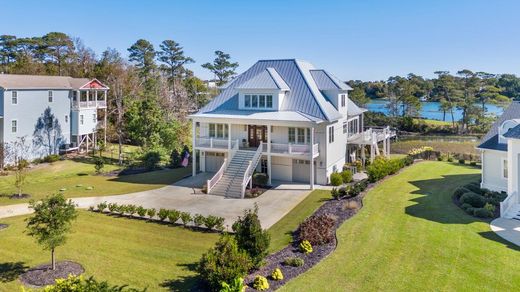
506, 204, 520, 221
209, 150, 259, 198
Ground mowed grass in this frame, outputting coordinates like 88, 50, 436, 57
282, 162, 520, 291
0, 211, 219, 291
268, 190, 330, 252
0, 159, 191, 206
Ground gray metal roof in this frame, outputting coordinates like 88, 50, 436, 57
236, 67, 289, 90
310, 69, 352, 91
478, 101, 520, 149
347, 99, 368, 116
504, 124, 520, 139
478, 134, 508, 151
0, 74, 102, 90
197, 59, 348, 122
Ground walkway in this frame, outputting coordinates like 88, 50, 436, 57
0, 173, 312, 229
490, 218, 520, 247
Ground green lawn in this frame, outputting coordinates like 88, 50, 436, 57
268, 190, 330, 252
0, 159, 191, 206
392, 139, 478, 156
413, 118, 453, 126
282, 161, 520, 291
0, 211, 219, 291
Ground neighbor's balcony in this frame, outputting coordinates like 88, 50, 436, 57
72, 99, 107, 110
194, 137, 319, 156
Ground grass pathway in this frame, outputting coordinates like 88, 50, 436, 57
281, 161, 520, 291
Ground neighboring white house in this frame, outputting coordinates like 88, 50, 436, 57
478, 100, 520, 219
0, 74, 109, 161
190, 59, 395, 198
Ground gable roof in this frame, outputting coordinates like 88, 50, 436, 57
0, 74, 108, 90
504, 124, 520, 139
478, 101, 520, 150
236, 67, 290, 90
197, 59, 349, 122
310, 69, 352, 91
347, 99, 367, 116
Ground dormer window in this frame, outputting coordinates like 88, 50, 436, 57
244, 94, 273, 109
341, 94, 346, 107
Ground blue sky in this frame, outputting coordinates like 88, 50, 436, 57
1, 0, 519, 81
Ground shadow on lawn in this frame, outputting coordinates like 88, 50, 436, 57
108, 168, 190, 186
405, 173, 481, 225
478, 231, 520, 251
160, 263, 206, 292
0, 261, 29, 282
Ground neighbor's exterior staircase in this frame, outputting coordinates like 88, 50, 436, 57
505, 204, 520, 221
209, 149, 260, 198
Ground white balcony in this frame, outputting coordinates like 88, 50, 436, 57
194, 137, 319, 157
72, 100, 107, 110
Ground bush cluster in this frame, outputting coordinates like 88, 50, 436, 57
329, 172, 343, 186
43, 154, 61, 163
253, 275, 269, 291
298, 214, 336, 246
454, 182, 507, 218
219, 277, 245, 292
283, 257, 304, 267
407, 146, 435, 160
93, 202, 225, 231
271, 268, 283, 281
43, 275, 144, 292
331, 179, 369, 200
367, 156, 411, 183
299, 240, 313, 254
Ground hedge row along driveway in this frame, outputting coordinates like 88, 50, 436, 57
282, 161, 520, 291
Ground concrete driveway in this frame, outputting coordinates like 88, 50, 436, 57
0, 173, 312, 229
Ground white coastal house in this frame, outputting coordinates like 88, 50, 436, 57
478, 100, 520, 219
190, 59, 395, 198
0, 74, 109, 161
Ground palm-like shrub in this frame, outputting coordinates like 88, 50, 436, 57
180, 212, 192, 227
96, 202, 108, 212
146, 208, 157, 219
168, 209, 180, 224
203, 215, 220, 230
158, 208, 169, 221
136, 206, 147, 217
126, 205, 137, 216
193, 214, 205, 227
107, 203, 119, 213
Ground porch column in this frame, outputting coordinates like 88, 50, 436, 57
387, 138, 391, 156
383, 138, 387, 157
201, 151, 206, 172
310, 127, 315, 190
104, 109, 107, 145
227, 123, 231, 149
267, 125, 272, 186
370, 143, 375, 163
192, 120, 197, 177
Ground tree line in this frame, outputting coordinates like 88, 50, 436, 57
348, 71, 520, 133
0, 32, 239, 163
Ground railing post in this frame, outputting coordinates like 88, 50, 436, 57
289, 143, 292, 154
207, 180, 211, 193
210, 138, 213, 148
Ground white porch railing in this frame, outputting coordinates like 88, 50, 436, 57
195, 137, 238, 150
270, 143, 318, 155
72, 100, 108, 110
500, 191, 517, 217
241, 143, 263, 199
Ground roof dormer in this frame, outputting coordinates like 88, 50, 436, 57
309, 69, 351, 115
237, 68, 290, 111
499, 119, 520, 143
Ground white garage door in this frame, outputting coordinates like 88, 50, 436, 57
292, 159, 316, 183
205, 152, 225, 172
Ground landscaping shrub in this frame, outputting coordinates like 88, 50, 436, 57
341, 170, 353, 184
136, 206, 147, 217
460, 192, 486, 208
142, 150, 162, 170
298, 214, 336, 246
458, 159, 465, 164
158, 208, 169, 221
253, 172, 269, 187
198, 234, 253, 291
214, 217, 226, 232
330, 172, 343, 186
203, 215, 221, 230
271, 268, 283, 281
447, 157, 454, 162
283, 257, 304, 267
97, 202, 108, 212
93, 156, 105, 174
454, 187, 470, 199
220, 277, 245, 292
43, 154, 60, 163
253, 275, 269, 291
193, 213, 205, 227
343, 200, 359, 210
146, 208, 157, 219
464, 183, 484, 195
168, 209, 180, 224
43, 275, 145, 292
232, 205, 270, 268
118, 204, 128, 214
473, 207, 494, 218
108, 203, 119, 213
484, 203, 496, 213
331, 188, 342, 200
299, 240, 313, 254
180, 212, 192, 227
126, 204, 137, 216
170, 149, 181, 168
470, 161, 477, 166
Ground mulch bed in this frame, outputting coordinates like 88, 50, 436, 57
0, 223, 8, 230
19, 261, 84, 287
244, 162, 418, 291
7, 194, 31, 200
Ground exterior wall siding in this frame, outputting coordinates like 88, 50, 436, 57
481, 149, 508, 192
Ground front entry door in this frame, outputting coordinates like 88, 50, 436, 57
248, 125, 267, 148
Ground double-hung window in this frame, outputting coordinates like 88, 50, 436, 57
289, 127, 311, 144
244, 94, 274, 109
11, 91, 18, 104
48, 91, 53, 102
297, 128, 305, 144
503, 159, 509, 179
343, 121, 348, 134
80, 115, 84, 125
209, 123, 228, 138
251, 95, 258, 107
341, 94, 346, 107
11, 120, 17, 133
93, 114, 97, 123
244, 95, 251, 107
266, 95, 273, 108
328, 126, 335, 143
259, 95, 266, 108
288, 128, 296, 143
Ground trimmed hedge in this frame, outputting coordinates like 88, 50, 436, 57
367, 156, 410, 183
453, 182, 507, 218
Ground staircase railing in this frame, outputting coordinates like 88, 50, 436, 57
206, 139, 239, 194
241, 142, 263, 199
500, 191, 517, 218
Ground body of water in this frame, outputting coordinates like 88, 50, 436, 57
366, 99, 505, 122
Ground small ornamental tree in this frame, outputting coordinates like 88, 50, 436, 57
232, 204, 270, 268
11, 137, 30, 197
25, 193, 78, 270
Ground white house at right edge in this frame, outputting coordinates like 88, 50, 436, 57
190, 59, 395, 199
478, 100, 520, 219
